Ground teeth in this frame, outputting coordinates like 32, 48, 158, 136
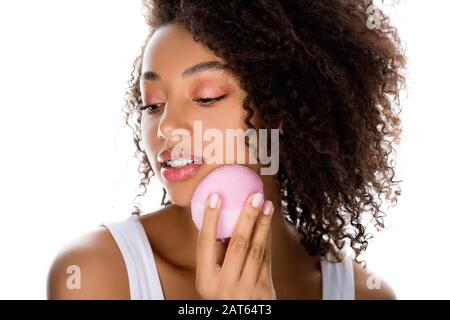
165, 158, 194, 168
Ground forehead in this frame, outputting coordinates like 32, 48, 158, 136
141, 24, 225, 79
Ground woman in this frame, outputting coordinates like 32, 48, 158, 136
47, 0, 406, 300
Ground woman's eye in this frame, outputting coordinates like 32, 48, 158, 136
139, 94, 227, 114
139, 103, 163, 114
193, 94, 227, 107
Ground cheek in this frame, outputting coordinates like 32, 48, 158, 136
199, 104, 254, 164
140, 117, 159, 163
207, 99, 248, 131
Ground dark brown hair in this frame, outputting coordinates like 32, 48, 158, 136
122, 0, 406, 264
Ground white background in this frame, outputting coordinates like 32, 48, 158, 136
0, 0, 449, 299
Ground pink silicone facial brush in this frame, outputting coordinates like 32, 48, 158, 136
190, 164, 264, 240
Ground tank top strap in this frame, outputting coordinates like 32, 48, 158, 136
101, 215, 164, 300
320, 253, 355, 300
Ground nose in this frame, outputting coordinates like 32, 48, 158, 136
157, 101, 190, 146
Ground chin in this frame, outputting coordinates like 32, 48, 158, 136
159, 163, 220, 207
164, 182, 197, 207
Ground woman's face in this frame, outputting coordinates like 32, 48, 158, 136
140, 23, 259, 207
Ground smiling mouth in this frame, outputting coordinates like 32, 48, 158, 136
160, 160, 203, 182
158, 149, 204, 182
158, 148, 203, 168
162, 158, 196, 168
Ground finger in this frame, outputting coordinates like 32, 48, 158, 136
240, 200, 274, 286
220, 192, 265, 283
196, 192, 222, 279
257, 219, 273, 285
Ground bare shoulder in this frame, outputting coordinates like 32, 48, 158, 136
47, 226, 129, 299
352, 259, 397, 300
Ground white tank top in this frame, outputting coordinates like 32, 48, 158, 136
101, 214, 355, 300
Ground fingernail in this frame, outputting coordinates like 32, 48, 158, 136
251, 192, 264, 208
209, 192, 219, 209
262, 201, 273, 216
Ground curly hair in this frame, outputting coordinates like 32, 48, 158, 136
122, 0, 406, 265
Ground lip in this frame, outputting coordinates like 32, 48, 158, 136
158, 148, 204, 182
160, 163, 203, 182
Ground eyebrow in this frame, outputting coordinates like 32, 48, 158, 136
140, 61, 231, 82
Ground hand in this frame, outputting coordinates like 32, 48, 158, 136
195, 192, 277, 300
